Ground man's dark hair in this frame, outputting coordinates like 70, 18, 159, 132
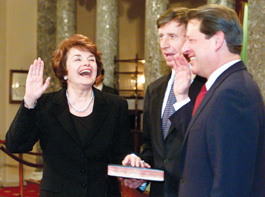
101, 68, 105, 76
187, 4, 243, 54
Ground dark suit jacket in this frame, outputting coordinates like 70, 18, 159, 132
172, 61, 265, 196
102, 84, 119, 95
6, 88, 133, 197
141, 72, 206, 196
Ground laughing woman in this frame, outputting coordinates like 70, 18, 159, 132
5, 34, 134, 196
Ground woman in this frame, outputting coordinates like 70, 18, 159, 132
5, 34, 134, 196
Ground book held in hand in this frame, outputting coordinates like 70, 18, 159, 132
108, 164, 164, 181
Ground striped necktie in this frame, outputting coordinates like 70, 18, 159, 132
162, 84, 176, 139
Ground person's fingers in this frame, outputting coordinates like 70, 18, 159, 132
129, 181, 143, 188
36, 58, 40, 76
32, 59, 38, 76
134, 158, 142, 167
139, 160, 151, 168
42, 77, 51, 92
126, 155, 140, 167
172, 54, 181, 71
122, 156, 130, 165
123, 179, 132, 187
179, 54, 188, 66
38, 58, 44, 77
28, 64, 33, 78
124, 179, 145, 188
144, 162, 151, 168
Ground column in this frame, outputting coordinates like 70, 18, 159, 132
36, 0, 57, 179
96, 0, 119, 87
37, 0, 58, 92
144, 0, 169, 88
207, 0, 236, 9
248, 0, 265, 101
56, 0, 76, 45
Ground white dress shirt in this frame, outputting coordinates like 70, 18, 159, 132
161, 69, 193, 117
161, 59, 240, 117
205, 59, 240, 91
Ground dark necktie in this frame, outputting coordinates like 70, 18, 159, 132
192, 84, 207, 116
162, 84, 176, 139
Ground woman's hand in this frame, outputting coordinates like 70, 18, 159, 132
24, 58, 50, 108
121, 178, 146, 189
119, 154, 150, 188
122, 154, 150, 168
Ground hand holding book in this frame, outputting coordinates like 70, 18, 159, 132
117, 154, 152, 189
122, 153, 151, 168
108, 154, 164, 189
108, 164, 164, 181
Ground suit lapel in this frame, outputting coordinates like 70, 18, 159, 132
83, 88, 108, 146
52, 88, 108, 147
189, 75, 207, 104
53, 89, 81, 146
182, 61, 247, 149
153, 73, 171, 144
179, 61, 246, 175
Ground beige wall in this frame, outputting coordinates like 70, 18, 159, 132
77, 1, 96, 42
0, 0, 37, 186
118, 0, 145, 59
0, 0, 7, 140
0, 0, 7, 186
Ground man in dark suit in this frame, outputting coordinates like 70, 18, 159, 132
171, 4, 265, 196
122, 8, 206, 196
94, 68, 119, 95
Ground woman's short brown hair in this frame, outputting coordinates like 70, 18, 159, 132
52, 34, 103, 88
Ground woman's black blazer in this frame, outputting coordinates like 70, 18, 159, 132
6, 87, 133, 196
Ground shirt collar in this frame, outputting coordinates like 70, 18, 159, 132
169, 69, 175, 85
94, 83, 103, 91
206, 59, 241, 91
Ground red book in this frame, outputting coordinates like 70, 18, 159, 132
108, 164, 164, 181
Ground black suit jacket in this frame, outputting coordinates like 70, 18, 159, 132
141, 72, 206, 196
172, 61, 265, 196
102, 84, 119, 95
6, 88, 133, 196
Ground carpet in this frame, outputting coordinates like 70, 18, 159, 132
0, 182, 148, 197
0, 182, 39, 197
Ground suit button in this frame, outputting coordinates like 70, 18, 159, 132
81, 154, 85, 159
82, 183, 87, 188
164, 159, 170, 164
81, 169, 86, 173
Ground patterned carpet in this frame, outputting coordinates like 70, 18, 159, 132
0, 182, 39, 197
0, 182, 148, 197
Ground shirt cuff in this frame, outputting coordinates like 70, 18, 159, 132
173, 97, 191, 111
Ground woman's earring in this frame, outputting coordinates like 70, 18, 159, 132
64, 75, 68, 80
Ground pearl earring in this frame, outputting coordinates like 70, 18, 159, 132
64, 75, 68, 80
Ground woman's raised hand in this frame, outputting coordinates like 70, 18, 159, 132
24, 57, 50, 108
